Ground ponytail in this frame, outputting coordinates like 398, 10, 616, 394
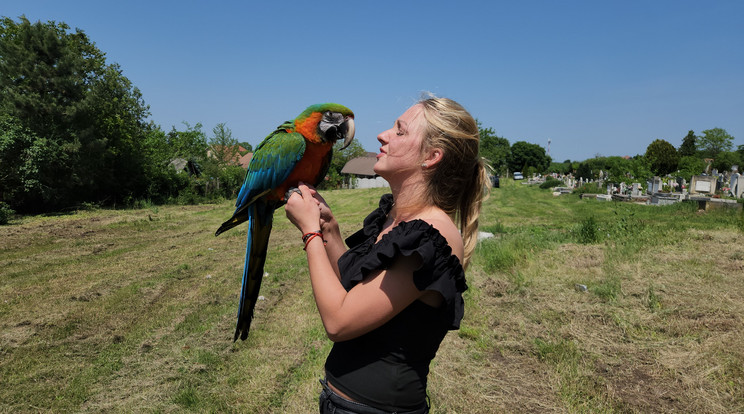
418, 96, 489, 269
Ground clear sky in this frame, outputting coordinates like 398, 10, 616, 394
4, 0, 743, 163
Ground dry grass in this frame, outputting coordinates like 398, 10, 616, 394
1, 183, 742, 413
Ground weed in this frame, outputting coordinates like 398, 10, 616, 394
647, 285, 662, 311
458, 325, 480, 341
534, 337, 582, 366
173, 383, 200, 408
592, 275, 621, 302
507, 271, 529, 294
576, 216, 599, 244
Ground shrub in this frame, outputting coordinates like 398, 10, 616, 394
0, 202, 15, 225
574, 183, 604, 194
539, 177, 563, 189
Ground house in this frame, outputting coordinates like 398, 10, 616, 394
207, 145, 253, 169
341, 154, 389, 189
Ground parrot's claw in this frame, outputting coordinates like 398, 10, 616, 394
285, 187, 301, 200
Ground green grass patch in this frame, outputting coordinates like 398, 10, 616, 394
1, 185, 743, 412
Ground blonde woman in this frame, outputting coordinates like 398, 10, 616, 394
286, 96, 488, 413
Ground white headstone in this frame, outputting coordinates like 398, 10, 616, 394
732, 174, 744, 198
632, 183, 640, 196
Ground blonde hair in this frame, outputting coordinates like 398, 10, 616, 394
418, 95, 489, 269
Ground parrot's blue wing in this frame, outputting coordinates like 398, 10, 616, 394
216, 124, 306, 236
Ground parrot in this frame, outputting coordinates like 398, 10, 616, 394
215, 103, 355, 341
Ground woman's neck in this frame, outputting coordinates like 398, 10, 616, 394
388, 182, 432, 225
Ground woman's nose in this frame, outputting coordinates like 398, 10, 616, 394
377, 129, 389, 143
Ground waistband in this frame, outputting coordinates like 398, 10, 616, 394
319, 379, 429, 414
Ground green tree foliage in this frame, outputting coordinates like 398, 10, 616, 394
0, 16, 152, 211
677, 156, 706, 181
575, 162, 593, 180
698, 128, 734, 158
201, 123, 246, 200
507, 141, 551, 173
546, 161, 572, 175
165, 122, 208, 161
477, 121, 510, 173
571, 156, 651, 183
208, 123, 240, 166
319, 139, 369, 189
712, 151, 741, 173
679, 130, 697, 157
645, 139, 680, 176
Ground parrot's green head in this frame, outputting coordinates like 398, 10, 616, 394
294, 103, 355, 149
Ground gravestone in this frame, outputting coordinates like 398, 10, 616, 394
647, 177, 662, 194
631, 183, 641, 196
690, 175, 717, 195
596, 194, 612, 201
731, 173, 744, 198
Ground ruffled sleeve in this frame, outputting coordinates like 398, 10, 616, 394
337, 218, 468, 330
344, 194, 394, 249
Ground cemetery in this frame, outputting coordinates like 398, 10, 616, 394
531, 168, 744, 211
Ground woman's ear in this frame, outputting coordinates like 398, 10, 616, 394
423, 148, 444, 168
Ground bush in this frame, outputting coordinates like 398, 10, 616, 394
0, 202, 15, 225
539, 178, 563, 189
574, 183, 604, 194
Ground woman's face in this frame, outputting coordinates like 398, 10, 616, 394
373, 104, 426, 178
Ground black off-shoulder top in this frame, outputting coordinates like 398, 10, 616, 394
325, 194, 467, 411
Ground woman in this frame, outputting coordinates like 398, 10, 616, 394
286, 96, 488, 413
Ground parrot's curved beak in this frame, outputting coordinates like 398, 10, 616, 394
340, 117, 355, 149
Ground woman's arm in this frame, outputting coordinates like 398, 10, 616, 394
286, 183, 428, 342
311, 189, 346, 279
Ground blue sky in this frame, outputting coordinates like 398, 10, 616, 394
4, 0, 743, 163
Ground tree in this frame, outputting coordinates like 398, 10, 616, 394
507, 141, 551, 173
677, 156, 706, 181
477, 121, 510, 173
166, 122, 208, 161
711, 151, 740, 173
0, 16, 152, 211
208, 123, 240, 166
698, 128, 734, 158
645, 139, 679, 176
319, 139, 368, 189
679, 130, 697, 157
575, 163, 592, 180
547, 161, 572, 174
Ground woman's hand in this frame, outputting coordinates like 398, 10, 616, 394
285, 182, 323, 234
312, 189, 337, 234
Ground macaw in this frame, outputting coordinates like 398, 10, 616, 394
215, 103, 355, 341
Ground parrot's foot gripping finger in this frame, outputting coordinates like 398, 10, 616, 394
285, 187, 301, 200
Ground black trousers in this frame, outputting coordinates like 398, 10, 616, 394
318, 379, 429, 414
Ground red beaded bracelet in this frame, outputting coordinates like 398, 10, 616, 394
302, 231, 325, 250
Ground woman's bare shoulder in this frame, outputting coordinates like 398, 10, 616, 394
422, 212, 464, 262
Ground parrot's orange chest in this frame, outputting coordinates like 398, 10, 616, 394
273, 141, 332, 200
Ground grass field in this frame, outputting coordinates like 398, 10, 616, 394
1, 181, 743, 413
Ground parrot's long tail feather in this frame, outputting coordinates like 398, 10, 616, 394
234, 202, 274, 341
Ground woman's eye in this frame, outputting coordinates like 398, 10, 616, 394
396, 130, 404, 136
